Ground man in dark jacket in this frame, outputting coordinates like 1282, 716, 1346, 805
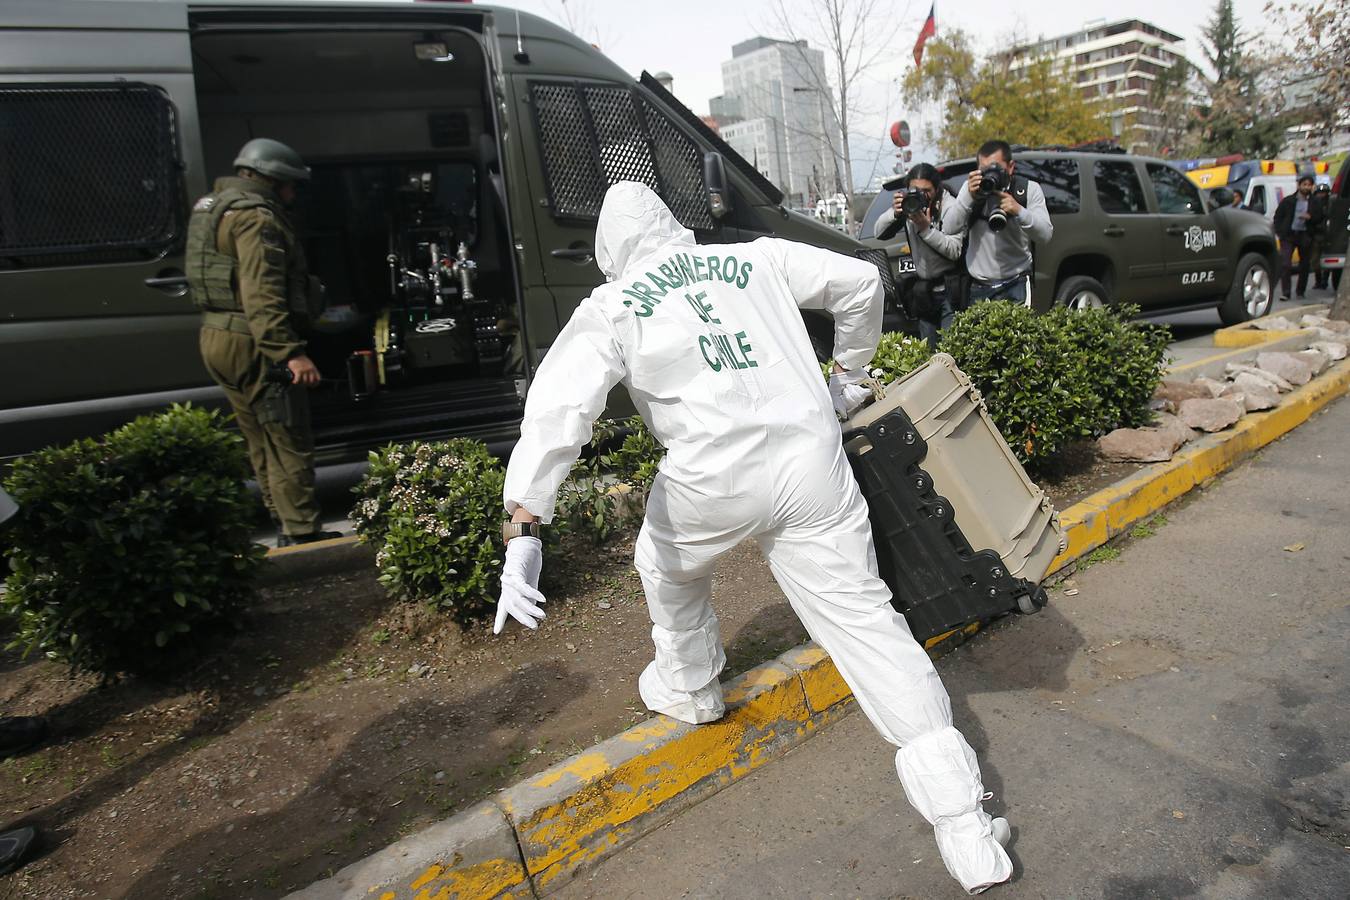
1273, 175, 1325, 300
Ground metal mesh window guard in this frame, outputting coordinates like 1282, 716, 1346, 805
0, 83, 183, 264
530, 80, 714, 231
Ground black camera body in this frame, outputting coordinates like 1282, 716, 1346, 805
900, 188, 929, 216
975, 164, 1013, 232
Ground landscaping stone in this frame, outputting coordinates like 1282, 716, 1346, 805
1148, 396, 1176, 414
1256, 351, 1314, 386
1295, 348, 1329, 376
1152, 412, 1198, 447
1177, 397, 1244, 432
1224, 363, 1293, 392
1153, 379, 1213, 405
1311, 340, 1347, 362
1099, 426, 1187, 462
1252, 315, 1297, 331
1193, 376, 1228, 398
1224, 374, 1281, 411
1300, 314, 1350, 335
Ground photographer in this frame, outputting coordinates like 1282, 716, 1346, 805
945, 139, 1052, 304
873, 163, 964, 348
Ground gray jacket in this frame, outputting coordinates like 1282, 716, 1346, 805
945, 179, 1053, 283
872, 190, 964, 281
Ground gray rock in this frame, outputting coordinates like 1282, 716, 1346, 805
1148, 396, 1176, 414
1252, 315, 1297, 331
1177, 397, 1244, 432
1226, 373, 1282, 410
1193, 376, 1228, 398
1256, 351, 1314, 386
1311, 340, 1347, 362
1299, 314, 1350, 334
1221, 381, 1278, 411
1153, 379, 1213, 405
1151, 412, 1198, 447
1098, 426, 1188, 462
1295, 348, 1329, 376
1311, 326, 1345, 342
1224, 363, 1293, 392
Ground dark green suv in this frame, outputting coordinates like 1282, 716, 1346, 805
861, 150, 1280, 324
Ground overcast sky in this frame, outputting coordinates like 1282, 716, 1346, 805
494, 0, 1277, 188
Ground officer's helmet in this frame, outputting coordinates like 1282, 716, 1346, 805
233, 138, 311, 183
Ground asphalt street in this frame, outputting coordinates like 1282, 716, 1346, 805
555, 395, 1350, 900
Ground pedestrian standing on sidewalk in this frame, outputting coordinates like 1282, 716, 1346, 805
1310, 183, 1332, 291
1274, 174, 1324, 301
492, 182, 1013, 894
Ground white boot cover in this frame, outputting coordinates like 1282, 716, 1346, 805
638, 660, 726, 724
896, 727, 1013, 894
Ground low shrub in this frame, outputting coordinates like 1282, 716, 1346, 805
867, 332, 935, 384
1, 405, 264, 677
350, 440, 505, 622
938, 301, 1170, 468
1049, 304, 1171, 431
558, 416, 665, 544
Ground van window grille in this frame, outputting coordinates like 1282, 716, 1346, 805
529, 80, 714, 231
0, 83, 183, 264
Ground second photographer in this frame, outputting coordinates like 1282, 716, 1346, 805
873, 163, 965, 348
945, 140, 1052, 305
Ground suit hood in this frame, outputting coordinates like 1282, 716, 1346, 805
594, 181, 696, 281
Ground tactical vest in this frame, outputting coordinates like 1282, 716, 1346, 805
185, 183, 318, 322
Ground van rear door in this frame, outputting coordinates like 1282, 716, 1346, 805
0, 1, 207, 453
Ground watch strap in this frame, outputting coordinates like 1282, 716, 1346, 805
502, 521, 542, 543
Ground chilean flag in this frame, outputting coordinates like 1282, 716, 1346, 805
913, 3, 936, 68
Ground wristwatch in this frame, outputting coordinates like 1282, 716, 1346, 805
502, 521, 543, 543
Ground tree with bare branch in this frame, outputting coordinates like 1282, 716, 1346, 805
768, 0, 905, 234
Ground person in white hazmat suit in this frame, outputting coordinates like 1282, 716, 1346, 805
495, 182, 1012, 893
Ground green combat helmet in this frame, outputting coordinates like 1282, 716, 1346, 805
233, 137, 311, 183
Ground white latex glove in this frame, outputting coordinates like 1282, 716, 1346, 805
829, 368, 874, 419
494, 536, 547, 634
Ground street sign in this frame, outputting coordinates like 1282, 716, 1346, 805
890, 120, 911, 148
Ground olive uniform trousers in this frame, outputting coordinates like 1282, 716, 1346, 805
200, 324, 320, 536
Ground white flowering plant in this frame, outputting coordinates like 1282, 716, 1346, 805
351, 439, 506, 620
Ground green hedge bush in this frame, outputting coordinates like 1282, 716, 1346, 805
866, 332, 935, 384
938, 302, 1169, 468
350, 440, 505, 622
1, 405, 263, 677
558, 416, 665, 544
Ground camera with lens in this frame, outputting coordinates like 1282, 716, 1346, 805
975, 164, 1012, 232
900, 188, 929, 216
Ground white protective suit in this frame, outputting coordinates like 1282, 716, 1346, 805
502, 182, 1012, 893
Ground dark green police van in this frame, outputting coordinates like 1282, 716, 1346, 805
0, 1, 891, 464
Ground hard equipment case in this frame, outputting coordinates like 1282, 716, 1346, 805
843, 353, 1066, 641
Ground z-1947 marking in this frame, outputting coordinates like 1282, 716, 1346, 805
1182, 270, 1216, 285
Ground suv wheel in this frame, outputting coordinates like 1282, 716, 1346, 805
1055, 275, 1108, 312
1219, 253, 1274, 325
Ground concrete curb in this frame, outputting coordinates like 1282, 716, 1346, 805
289, 359, 1350, 899
1210, 302, 1326, 348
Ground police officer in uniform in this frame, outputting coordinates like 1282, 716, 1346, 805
187, 138, 340, 546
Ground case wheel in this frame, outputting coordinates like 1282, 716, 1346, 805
1016, 587, 1047, 615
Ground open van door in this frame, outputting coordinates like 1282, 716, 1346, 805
0, 0, 209, 458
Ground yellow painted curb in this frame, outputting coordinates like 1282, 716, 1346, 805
1047, 357, 1350, 575
292, 360, 1349, 900
1210, 302, 1326, 348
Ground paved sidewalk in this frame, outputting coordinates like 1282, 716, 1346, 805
556, 396, 1350, 900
